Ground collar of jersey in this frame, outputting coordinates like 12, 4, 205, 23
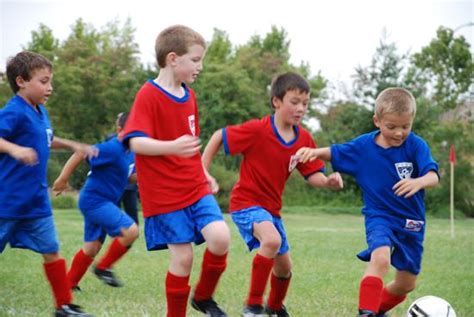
148, 80, 190, 103
270, 115, 299, 147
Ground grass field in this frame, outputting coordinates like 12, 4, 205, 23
0, 207, 473, 316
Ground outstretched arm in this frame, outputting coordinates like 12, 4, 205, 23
296, 147, 332, 164
129, 135, 201, 157
306, 171, 343, 190
393, 170, 439, 198
52, 152, 84, 195
52, 137, 98, 159
202, 130, 223, 170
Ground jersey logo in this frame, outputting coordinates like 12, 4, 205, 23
188, 115, 196, 136
395, 162, 413, 179
288, 154, 300, 172
46, 128, 53, 148
404, 219, 424, 232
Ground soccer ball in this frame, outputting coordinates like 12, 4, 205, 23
407, 295, 456, 317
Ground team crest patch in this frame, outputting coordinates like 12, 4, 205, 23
288, 154, 300, 172
46, 128, 53, 147
404, 219, 424, 232
188, 115, 196, 136
395, 162, 413, 179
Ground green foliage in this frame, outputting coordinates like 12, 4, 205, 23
50, 193, 76, 209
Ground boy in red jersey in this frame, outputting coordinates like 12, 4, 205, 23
202, 72, 343, 317
121, 25, 230, 317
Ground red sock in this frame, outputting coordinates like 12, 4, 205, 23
379, 288, 407, 312
359, 276, 384, 312
247, 253, 274, 306
166, 271, 190, 317
193, 249, 227, 301
96, 238, 129, 270
67, 249, 94, 288
43, 258, 72, 308
267, 273, 291, 311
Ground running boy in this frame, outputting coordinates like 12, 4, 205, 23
121, 25, 230, 317
0, 51, 95, 316
202, 72, 343, 317
297, 87, 440, 317
52, 112, 139, 291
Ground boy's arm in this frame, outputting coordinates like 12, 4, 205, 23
202, 129, 223, 170
129, 135, 201, 157
52, 137, 98, 159
296, 147, 332, 163
0, 138, 38, 166
306, 171, 343, 190
393, 170, 439, 198
52, 152, 84, 195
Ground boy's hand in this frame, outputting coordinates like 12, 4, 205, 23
393, 178, 423, 198
172, 135, 202, 157
52, 178, 69, 196
11, 146, 38, 166
326, 172, 343, 190
206, 173, 220, 194
296, 147, 318, 164
75, 143, 99, 159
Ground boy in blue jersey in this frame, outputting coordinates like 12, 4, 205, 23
52, 114, 139, 290
297, 87, 440, 317
0, 51, 95, 316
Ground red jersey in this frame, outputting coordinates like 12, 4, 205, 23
223, 115, 325, 217
122, 80, 210, 217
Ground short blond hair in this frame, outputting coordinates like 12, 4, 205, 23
374, 87, 416, 118
155, 25, 206, 68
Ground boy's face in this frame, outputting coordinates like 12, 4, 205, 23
273, 89, 310, 126
174, 44, 205, 84
373, 112, 413, 148
17, 67, 53, 106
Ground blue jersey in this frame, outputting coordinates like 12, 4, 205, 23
78, 137, 130, 210
0, 95, 54, 219
331, 131, 438, 222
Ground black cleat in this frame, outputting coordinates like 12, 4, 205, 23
191, 297, 227, 317
242, 304, 265, 317
55, 304, 93, 316
265, 305, 290, 317
92, 266, 123, 287
358, 310, 377, 317
71, 285, 82, 292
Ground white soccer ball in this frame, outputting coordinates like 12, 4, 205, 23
407, 295, 456, 317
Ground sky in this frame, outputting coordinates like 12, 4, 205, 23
0, 0, 472, 87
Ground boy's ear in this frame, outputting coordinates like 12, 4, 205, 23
166, 52, 178, 66
15, 76, 26, 88
373, 115, 381, 128
272, 96, 281, 109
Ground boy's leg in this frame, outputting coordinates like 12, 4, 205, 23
95, 223, 138, 270
359, 247, 391, 314
67, 241, 101, 289
266, 253, 292, 312
167, 243, 193, 317
378, 271, 415, 313
43, 253, 73, 308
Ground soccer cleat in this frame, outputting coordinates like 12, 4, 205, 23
92, 266, 123, 287
71, 285, 82, 292
190, 297, 228, 316
358, 310, 377, 317
241, 304, 265, 317
265, 305, 290, 317
55, 304, 93, 316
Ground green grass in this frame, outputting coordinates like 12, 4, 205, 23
0, 208, 472, 316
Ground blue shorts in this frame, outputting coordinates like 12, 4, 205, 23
0, 216, 59, 254
231, 206, 289, 255
81, 202, 135, 243
357, 216, 425, 275
144, 194, 224, 251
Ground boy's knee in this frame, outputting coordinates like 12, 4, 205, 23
261, 237, 282, 254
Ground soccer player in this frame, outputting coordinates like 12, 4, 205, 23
297, 87, 440, 316
121, 25, 230, 317
202, 72, 343, 317
0, 51, 95, 316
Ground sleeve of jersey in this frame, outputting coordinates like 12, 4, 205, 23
121, 85, 155, 147
222, 119, 262, 155
87, 143, 113, 168
413, 137, 440, 179
0, 106, 20, 139
297, 135, 325, 178
330, 137, 361, 177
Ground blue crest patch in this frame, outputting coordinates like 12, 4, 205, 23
395, 162, 413, 179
